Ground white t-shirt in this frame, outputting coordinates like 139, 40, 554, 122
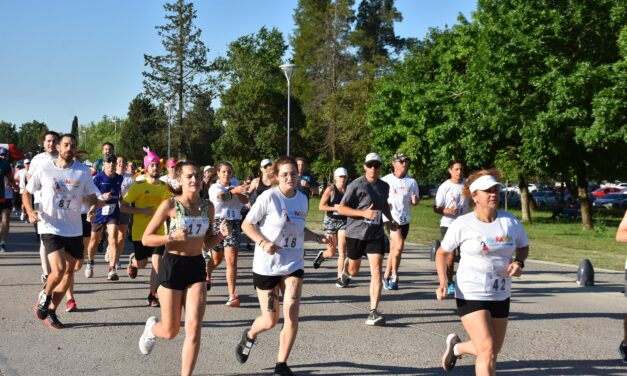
209, 182, 244, 220
159, 174, 179, 190
16, 168, 28, 193
435, 179, 469, 227
26, 160, 99, 237
381, 173, 419, 225
441, 211, 529, 301
246, 187, 308, 276
28, 152, 58, 204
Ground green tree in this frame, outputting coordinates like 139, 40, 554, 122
71, 116, 79, 138
143, 0, 213, 155
0, 121, 18, 145
183, 91, 220, 164
17, 120, 48, 155
119, 95, 167, 161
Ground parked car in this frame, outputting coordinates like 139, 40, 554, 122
499, 190, 521, 208
532, 190, 560, 209
592, 187, 625, 198
592, 193, 627, 210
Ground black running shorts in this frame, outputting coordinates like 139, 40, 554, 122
133, 241, 165, 261
158, 252, 206, 291
253, 269, 304, 291
346, 237, 385, 260
80, 214, 91, 238
118, 212, 131, 225
41, 234, 84, 260
387, 222, 409, 240
0, 199, 13, 211
456, 298, 510, 319
91, 218, 119, 233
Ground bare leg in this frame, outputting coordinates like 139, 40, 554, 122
181, 282, 207, 376
367, 253, 383, 310
224, 246, 238, 296
456, 310, 508, 376
249, 286, 280, 339
49, 253, 77, 311
277, 276, 303, 363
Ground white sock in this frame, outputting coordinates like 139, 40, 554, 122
453, 344, 461, 356
146, 325, 156, 339
390, 275, 397, 282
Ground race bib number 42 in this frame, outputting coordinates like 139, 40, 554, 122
484, 272, 511, 294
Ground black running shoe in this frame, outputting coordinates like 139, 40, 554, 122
147, 293, 160, 307
313, 251, 325, 269
620, 340, 627, 364
34, 290, 49, 320
442, 333, 461, 371
235, 329, 255, 364
364, 309, 385, 326
44, 310, 63, 329
335, 277, 347, 288
273, 362, 295, 376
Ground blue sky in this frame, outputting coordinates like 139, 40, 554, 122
0, 0, 476, 134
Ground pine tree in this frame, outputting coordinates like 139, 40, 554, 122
71, 116, 79, 138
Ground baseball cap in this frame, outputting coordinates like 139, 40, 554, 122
364, 152, 381, 164
469, 174, 502, 193
203, 165, 214, 172
167, 159, 177, 168
0, 147, 8, 155
334, 167, 348, 177
260, 158, 273, 168
393, 153, 409, 162
104, 153, 117, 163
24, 158, 30, 164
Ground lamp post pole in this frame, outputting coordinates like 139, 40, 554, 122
164, 102, 173, 159
112, 117, 119, 150
279, 64, 296, 156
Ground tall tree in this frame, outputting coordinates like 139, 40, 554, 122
143, 0, 213, 155
119, 95, 167, 161
71, 116, 79, 138
183, 91, 220, 164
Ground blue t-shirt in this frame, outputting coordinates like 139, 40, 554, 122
93, 172, 124, 224
0, 159, 12, 200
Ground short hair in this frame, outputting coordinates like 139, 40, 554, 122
102, 142, 114, 150
216, 161, 233, 172
60, 133, 77, 145
295, 157, 306, 163
43, 131, 60, 141
448, 159, 465, 169
462, 168, 501, 198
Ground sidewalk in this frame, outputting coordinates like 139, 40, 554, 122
0, 218, 625, 375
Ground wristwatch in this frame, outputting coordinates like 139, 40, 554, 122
513, 258, 525, 269
222, 189, 233, 201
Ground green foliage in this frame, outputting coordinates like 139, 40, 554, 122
0, 121, 18, 145
118, 95, 168, 161
17, 120, 48, 155
183, 92, 220, 164
71, 116, 79, 138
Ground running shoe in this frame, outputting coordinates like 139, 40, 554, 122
0, 244, 6, 252
147, 293, 160, 307
40, 273, 48, 286
442, 333, 462, 371
382, 275, 391, 290
65, 298, 78, 312
104, 248, 110, 262
389, 277, 399, 290
335, 277, 347, 288
206, 277, 212, 291
139, 316, 158, 355
226, 293, 240, 307
312, 250, 325, 269
127, 253, 138, 279
20, 212, 25, 221
365, 309, 385, 326
273, 362, 295, 376
235, 328, 255, 363
44, 310, 63, 329
107, 268, 119, 281
620, 340, 627, 364
447, 282, 455, 296
34, 290, 49, 320
84, 260, 94, 278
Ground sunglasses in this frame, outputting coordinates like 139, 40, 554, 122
365, 163, 381, 169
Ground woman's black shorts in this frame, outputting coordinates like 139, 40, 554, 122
158, 252, 206, 291
253, 269, 304, 290
456, 298, 510, 319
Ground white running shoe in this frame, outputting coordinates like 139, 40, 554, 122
84, 262, 94, 278
104, 248, 110, 262
139, 316, 158, 355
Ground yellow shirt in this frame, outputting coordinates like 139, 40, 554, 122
123, 179, 171, 241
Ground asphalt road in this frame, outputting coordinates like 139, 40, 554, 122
0, 216, 625, 376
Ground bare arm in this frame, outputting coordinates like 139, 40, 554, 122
318, 186, 335, 212
435, 247, 450, 300
120, 199, 153, 216
204, 202, 230, 249
142, 199, 174, 247
617, 210, 627, 243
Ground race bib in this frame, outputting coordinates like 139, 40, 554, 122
484, 272, 511, 294
220, 208, 239, 220
182, 217, 209, 238
101, 203, 116, 216
398, 213, 408, 224
279, 231, 300, 251
365, 210, 381, 225
54, 194, 77, 211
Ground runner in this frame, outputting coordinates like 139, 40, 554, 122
115, 155, 134, 271
199, 165, 214, 201
92, 142, 114, 173
435, 169, 529, 375
237, 156, 330, 376
24, 134, 100, 329
295, 157, 318, 200
28, 131, 60, 284
616, 210, 627, 363
246, 159, 275, 203
381, 153, 419, 290
138, 160, 229, 376
84, 153, 123, 280
207, 161, 249, 305
16, 159, 29, 222
0, 147, 17, 252
434, 159, 469, 296
313, 167, 348, 285
121, 147, 171, 307
159, 157, 179, 190
337, 153, 397, 326
64, 191, 93, 313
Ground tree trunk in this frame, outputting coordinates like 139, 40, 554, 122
518, 175, 532, 224
576, 170, 593, 230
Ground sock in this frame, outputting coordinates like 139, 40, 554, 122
391, 275, 397, 282
146, 325, 156, 339
453, 344, 461, 357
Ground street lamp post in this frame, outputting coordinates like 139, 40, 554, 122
164, 102, 173, 159
112, 117, 119, 150
279, 63, 296, 156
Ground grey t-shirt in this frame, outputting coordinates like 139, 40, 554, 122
340, 176, 390, 240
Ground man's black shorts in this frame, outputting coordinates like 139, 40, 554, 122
133, 241, 165, 261
41, 234, 84, 260
346, 237, 385, 260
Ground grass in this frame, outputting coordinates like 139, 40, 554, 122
306, 197, 626, 271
